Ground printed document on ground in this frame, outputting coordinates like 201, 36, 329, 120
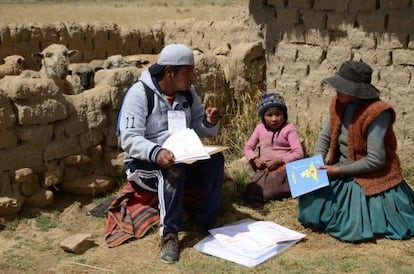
193, 219, 305, 268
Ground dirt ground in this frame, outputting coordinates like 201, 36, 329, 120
0, 1, 414, 273
1, 184, 414, 273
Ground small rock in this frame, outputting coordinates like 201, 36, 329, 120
60, 233, 95, 254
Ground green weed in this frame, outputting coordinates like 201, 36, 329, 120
4, 218, 20, 231
35, 214, 58, 231
1, 252, 34, 271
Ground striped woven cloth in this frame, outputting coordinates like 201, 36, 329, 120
104, 181, 160, 247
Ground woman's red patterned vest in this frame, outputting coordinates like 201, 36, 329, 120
327, 96, 403, 196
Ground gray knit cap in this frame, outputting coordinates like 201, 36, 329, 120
258, 92, 288, 121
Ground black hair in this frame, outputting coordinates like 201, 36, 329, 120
149, 65, 183, 80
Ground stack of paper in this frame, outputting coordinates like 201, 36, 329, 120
193, 219, 305, 268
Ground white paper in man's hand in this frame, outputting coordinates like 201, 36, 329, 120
162, 128, 210, 163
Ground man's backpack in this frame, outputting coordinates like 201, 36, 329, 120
116, 80, 193, 136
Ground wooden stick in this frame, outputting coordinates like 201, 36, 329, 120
65, 261, 115, 273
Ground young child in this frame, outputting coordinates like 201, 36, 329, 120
298, 60, 414, 242
243, 92, 304, 207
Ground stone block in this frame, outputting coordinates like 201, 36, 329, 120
25, 189, 54, 208
16, 125, 53, 146
266, 0, 286, 8
276, 75, 300, 92
388, 11, 414, 33
379, 0, 411, 9
409, 33, 414, 49
379, 67, 411, 87
302, 10, 327, 29
0, 26, 12, 45
2, 78, 60, 101
287, 0, 313, 8
283, 62, 310, 77
60, 175, 115, 195
40, 22, 69, 44
0, 172, 12, 193
119, 31, 141, 55
334, 0, 348, 12
0, 130, 17, 149
347, 28, 376, 49
63, 119, 88, 138
393, 49, 414, 66
0, 95, 16, 129
19, 179, 40, 197
282, 26, 306, 43
296, 45, 325, 63
327, 12, 356, 31
305, 29, 330, 47
352, 48, 391, 66
60, 233, 95, 254
276, 8, 300, 27
44, 167, 63, 187
15, 98, 68, 125
377, 33, 406, 49
275, 42, 298, 62
298, 73, 325, 94
0, 145, 42, 172
43, 138, 80, 161
357, 11, 385, 32
326, 46, 352, 67
314, 0, 336, 10
376, 50, 392, 66
349, 0, 377, 11
14, 168, 33, 183
64, 155, 91, 166
0, 196, 24, 216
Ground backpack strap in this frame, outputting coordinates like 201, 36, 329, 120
116, 80, 154, 136
140, 80, 155, 118
141, 80, 193, 118
179, 90, 193, 108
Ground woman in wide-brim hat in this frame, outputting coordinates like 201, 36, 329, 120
298, 60, 414, 242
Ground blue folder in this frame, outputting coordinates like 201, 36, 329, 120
286, 155, 330, 198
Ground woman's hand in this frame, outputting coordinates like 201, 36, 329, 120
319, 165, 341, 178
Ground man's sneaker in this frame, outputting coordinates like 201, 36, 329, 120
160, 233, 179, 264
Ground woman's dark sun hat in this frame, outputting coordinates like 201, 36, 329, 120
322, 60, 380, 99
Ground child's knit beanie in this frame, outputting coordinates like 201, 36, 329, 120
258, 92, 288, 121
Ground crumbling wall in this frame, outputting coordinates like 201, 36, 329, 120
0, 14, 265, 215
0, 22, 165, 70
0, 67, 140, 215
250, 0, 414, 165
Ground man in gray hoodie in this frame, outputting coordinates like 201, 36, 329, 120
118, 43, 224, 263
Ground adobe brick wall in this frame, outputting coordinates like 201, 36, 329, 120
0, 22, 164, 70
0, 15, 265, 214
250, 0, 414, 165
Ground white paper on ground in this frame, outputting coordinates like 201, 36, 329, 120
193, 219, 306, 268
209, 219, 306, 253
